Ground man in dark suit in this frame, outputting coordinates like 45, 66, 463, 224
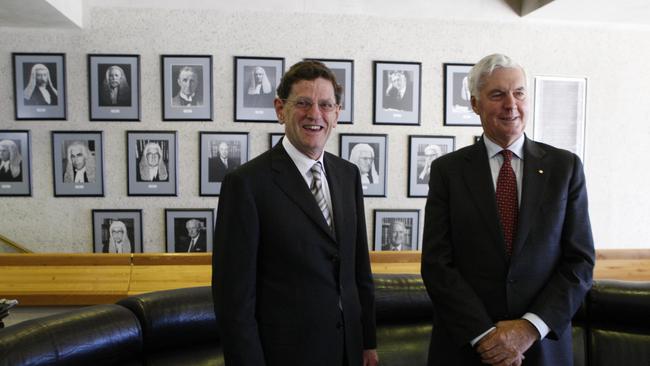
421, 54, 595, 366
213, 61, 378, 366
176, 219, 206, 252
99, 65, 131, 107
208, 142, 240, 182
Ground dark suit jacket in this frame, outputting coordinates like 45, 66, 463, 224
212, 143, 376, 366
0, 167, 21, 182
25, 86, 58, 106
383, 83, 413, 111
176, 232, 206, 252
208, 157, 239, 183
421, 136, 595, 366
172, 93, 203, 107
99, 85, 131, 107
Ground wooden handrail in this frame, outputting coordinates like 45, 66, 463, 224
0, 234, 33, 253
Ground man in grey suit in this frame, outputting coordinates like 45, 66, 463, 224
212, 60, 378, 366
421, 54, 595, 366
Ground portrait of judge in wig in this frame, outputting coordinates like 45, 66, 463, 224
137, 142, 168, 182
99, 64, 131, 107
23, 63, 58, 106
0, 139, 23, 182
103, 220, 132, 254
349, 143, 379, 186
63, 141, 96, 184
244, 66, 275, 108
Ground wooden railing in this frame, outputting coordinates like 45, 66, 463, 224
0, 250, 648, 306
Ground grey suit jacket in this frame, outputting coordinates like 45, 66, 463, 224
212, 143, 376, 366
421, 136, 595, 366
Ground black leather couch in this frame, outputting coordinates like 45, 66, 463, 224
1, 275, 649, 366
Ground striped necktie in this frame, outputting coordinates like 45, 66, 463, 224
310, 162, 332, 229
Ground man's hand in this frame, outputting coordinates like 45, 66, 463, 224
363, 349, 379, 366
476, 319, 539, 366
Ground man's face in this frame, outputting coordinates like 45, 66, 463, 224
35, 68, 48, 86
186, 222, 200, 239
178, 70, 197, 96
471, 67, 528, 148
0, 146, 9, 161
254, 68, 264, 83
111, 228, 124, 243
146, 150, 160, 167
392, 72, 406, 90
389, 224, 406, 246
70, 145, 86, 170
108, 68, 122, 88
275, 77, 339, 160
357, 150, 374, 174
219, 143, 229, 159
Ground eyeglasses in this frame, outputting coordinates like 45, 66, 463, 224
283, 97, 339, 113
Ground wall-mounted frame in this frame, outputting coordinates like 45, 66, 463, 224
269, 132, 284, 149
88, 54, 141, 121
0, 130, 32, 196
165, 208, 214, 253
373, 209, 420, 251
534, 75, 587, 162
51, 131, 104, 197
373, 61, 421, 125
127, 131, 178, 196
234, 56, 284, 122
408, 135, 455, 197
339, 133, 387, 197
92, 209, 143, 253
12, 53, 67, 120
443, 63, 480, 126
305, 58, 354, 124
161, 55, 213, 121
200, 131, 249, 196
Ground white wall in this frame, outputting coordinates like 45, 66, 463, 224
0, 7, 648, 252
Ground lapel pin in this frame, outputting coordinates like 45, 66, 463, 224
538, 169, 544, 174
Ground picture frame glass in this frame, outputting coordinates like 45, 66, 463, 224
200, 132, 249, 196
340, 134, 387, 197
92, 210, 143, 253
165, 209, 214, 253
234, 57, 284, 122
13, 53, 66, 120
52, 131, 104, 196
89, 55, 140, 121
408, 135, 455, 197
127, 131, 177, 196
444, 63, 480, 126
162, 56, 213, 120
374, 210, 420, 251
374, 61, 421, 125
0, 130, 31, 196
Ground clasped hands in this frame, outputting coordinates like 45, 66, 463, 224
475, 319, 539, 366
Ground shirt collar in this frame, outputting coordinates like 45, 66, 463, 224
180, 92, 195, 101
282, 137, 325, 176
483, 134, 525, 160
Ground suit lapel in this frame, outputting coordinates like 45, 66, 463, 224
270, 144, 336, 242
511, 138, 548, 258
323, 153, 344, 243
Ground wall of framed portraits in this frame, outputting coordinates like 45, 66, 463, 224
1, 6, 650, 252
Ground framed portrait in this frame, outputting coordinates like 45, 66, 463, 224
408, 135, 455, 197
373, 61, 421, 125
92, 209, 143, 254
127, 131, 178, 196
88, 54, 140, 121
12, 53, 67, 120
0, 130, 32, 196
269, 133, 284, 149
373, 209, 420, 251
199, 132, 249, 196
165, 209, 214, 253
443, 63, 480, 126
339, 134, 387, 197
161, 55, 213, 121
234, 56, 284, 122
51, 131, 104, 197
305, 58, 354, 124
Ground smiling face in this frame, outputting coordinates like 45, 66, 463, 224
275, 77, 339, 160
471, 67, 528, 148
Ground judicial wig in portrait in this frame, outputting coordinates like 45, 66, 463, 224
0, 130, 32, 196
234, 56, 284, 122
408, 135, 455, 197
339, 134, 387, 197
92, 209, 143, 253
88, 54, 140, 121
51, 131, 104, 197
127, 131, 178, 196
161, 55, 213, 121
13, 53, 67, 120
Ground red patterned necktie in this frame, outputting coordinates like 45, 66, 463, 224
496, 150, 518, 256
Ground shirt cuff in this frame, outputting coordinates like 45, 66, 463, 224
470, 327, 495, 347
522, 312, 550, 339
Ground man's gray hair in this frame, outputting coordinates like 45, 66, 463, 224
467, 54, 526, 100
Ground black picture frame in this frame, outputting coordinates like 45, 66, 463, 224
234, 56, 284, 122
161, 55, 213, 121
164, 208, 215, 253
304, 58, 354, 124
269, 132, 284, 149
88, 54, 141, 121
12, 53, 67, 120
127, 131, 178, 196
51, 131, 105, 197
199, 131, 249, 196
443, 63, 481, 126
408, 135, 455, 197
0, 130, 32, 196
373, 61, 421, 125
339, 133, 388, 197
92, 209, 143, 253
373, 209, 420, 251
